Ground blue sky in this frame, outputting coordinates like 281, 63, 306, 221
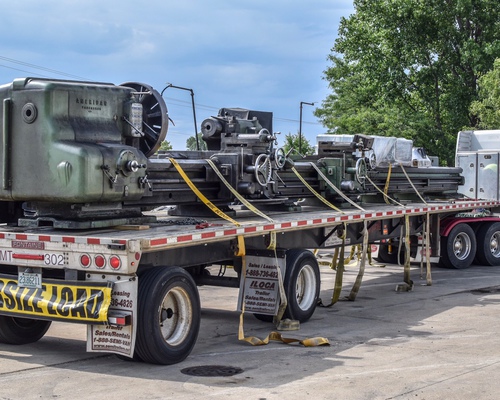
0, 1, 354, 150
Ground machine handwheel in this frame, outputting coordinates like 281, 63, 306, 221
274, 147, 286, 169
120, 82, 169, 157
254, 154, 272, 186
355, 158, 367, 185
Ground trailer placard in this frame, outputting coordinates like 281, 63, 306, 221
238, 255, 285, 315
0, 275, 111, 322
87, 278, 137, 357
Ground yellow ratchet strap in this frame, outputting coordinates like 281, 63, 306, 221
347, 221, 369, 301
169, 158, 240, 226
318, 223, 347, 307
344, 245, 357, 265
309, 162, 366, 212
384, 164, 392, 204
399, 163, 428, 205
402, 215, 414, 290
331, 248, 340, 270
272, 248, 287, 326
205, 158, 276, 250
238, 311, 330, 347
365, 169, 405, 208
424, 212, 432, 285
291, 167, 344, 213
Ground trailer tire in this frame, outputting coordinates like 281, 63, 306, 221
135, 267, 200, 365
252, 313, 274, 322
283, 249, 320, 322
475, 222, 500, 266
253, 249, 320, 323
115, 352, 143, 362
0, 316, 51, 345
440, 223, 476, 269
376, 243, 404, 265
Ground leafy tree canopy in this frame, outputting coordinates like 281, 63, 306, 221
158, 140, 173, 151
186, 133, 208, 151
470, 58, 500, 129
281, 132, 315, 157
315, 0, 500, 165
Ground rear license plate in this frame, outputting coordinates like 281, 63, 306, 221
18, 271, 42, 288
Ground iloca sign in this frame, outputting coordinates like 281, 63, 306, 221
237, 254, 285, 316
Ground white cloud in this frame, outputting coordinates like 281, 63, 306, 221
0, 0, 353, 149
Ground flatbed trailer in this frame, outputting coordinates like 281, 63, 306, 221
1, 78, 499, 365
0, 197, 499, 365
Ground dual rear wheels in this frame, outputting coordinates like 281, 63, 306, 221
440, 222, 500, 268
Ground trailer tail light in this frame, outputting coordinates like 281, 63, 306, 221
95, 255, 106, 269
109, 255, 121, 270
80, 254, 91, 268
108, 312, 132, 326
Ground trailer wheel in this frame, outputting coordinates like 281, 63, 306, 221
282, 249, 320, 322
135, 267, 200, 365
253, 250, 320, 323
376, 243, 404, 265
475, 222, 500, 266
440, 223, 476, 269
0, 316, 51, 345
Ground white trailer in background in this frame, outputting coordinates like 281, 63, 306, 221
456, 130, 500, 201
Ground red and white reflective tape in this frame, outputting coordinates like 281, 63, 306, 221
0, 232, 126, 246
147, 200, 500, 248
0, 200, 497, 250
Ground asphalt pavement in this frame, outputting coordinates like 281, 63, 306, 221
1, 259, 500, 400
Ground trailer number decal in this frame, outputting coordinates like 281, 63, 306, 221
44, 253, 65, 266
0, 276, 111, 323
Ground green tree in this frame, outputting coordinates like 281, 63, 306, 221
159, 140, 173, 151
281, 132, 315, 157
186, 133, 208, 151
315, 0, 500, 165
470, 58, 500, 129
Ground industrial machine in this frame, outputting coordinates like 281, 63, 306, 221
0, 77, 463, 229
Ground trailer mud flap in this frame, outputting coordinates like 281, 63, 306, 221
87, 277, 138, 358
0, 274, 111, 323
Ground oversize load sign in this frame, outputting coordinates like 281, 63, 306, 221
0, 275, 111, 323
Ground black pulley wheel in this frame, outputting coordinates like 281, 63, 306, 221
120, 82, 169, 157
